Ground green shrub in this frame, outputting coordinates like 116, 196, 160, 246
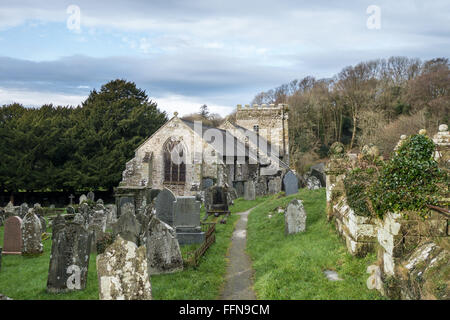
370, 134, 446, 219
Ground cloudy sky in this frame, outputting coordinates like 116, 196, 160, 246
0, 0, 449, 116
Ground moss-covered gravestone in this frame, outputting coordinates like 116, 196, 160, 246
47, 220, 92, 293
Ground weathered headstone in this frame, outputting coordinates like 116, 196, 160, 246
283, 171, 299, 196
105, 204, 117, 229
112, 203, 141, 245
2, 216, 23, 255
79, 194, 87, 204
284, 199, 307, 235
117, 196, 134, 217
88, 210, 107, 253
4, 201, 16, 219
233, 181, 244, 198
173, 196, 204, 245
309, 163, 326, 187
22, 209, 43, 255
19, 203, 29, 218
201, 178, 214, 190
143, 215, 183, 274
97, 235, 152, 300
39, 216, 47, 233
154, 188, 176, 226
205, 186, 229, 212
33, 203, 44, 217
268, 177, 282, 194
87, 191, 95, 202
47, 222, 92, 293
52, 214, 66, 239
306, 176, 321, 190
244, 180, 256, 200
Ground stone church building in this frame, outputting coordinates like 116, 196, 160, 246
115, 103, 291, 211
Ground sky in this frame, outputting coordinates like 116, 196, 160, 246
0, 0, 449, 117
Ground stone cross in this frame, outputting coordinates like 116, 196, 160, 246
69, 194, 75, 205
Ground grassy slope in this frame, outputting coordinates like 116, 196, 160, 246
247, 189, 384, 300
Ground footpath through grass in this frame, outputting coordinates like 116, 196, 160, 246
0, 197, 264, 300
247, 189, 384, 300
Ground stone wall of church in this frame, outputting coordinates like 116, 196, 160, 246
119, 116, 221, 196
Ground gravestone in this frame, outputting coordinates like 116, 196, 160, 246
105, 204, 117, 229
69, 194, 75, 205
88, 210, 107, 253
268, 177, 282, 194
173, 196, 204, 245
52, 214, 66, 239
33, 203, 44, 217
306, 176, 321, 190
2, 216, 23, 255
112, 203, 141, 245
205, 186, 229, 213
4, 201, 16, 219
117, 196, 134, 217
309, 163, 326, 187
49, 204, 56, 209
39, 215, 47, 233
233, 181, 244, 198
244, 180, 256, 200
97, 235, 152, 300
19, 203, 29, 218
47, 221, 92, 293
154, 188, 176, 227
284, 199, 307, 235
22, 209, 43, 255
142, 215, 183, 274
66, 206, 75, 215
87, 191, 95, 202
79, 194, 87, 204
201, 178, 214, 190
283, 171, 299, 196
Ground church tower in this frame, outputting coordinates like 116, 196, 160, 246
234, 103, 289, 164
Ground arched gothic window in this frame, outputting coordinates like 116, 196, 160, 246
163, 139, 186, 184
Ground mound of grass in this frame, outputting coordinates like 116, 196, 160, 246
247, 189, 384, 300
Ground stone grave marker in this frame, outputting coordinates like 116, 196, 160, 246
22, 209, 43, 255
284, 199, 307, 235
47, 221, 92, 293
268, 177, 282, 194
142, 215, 183, 275
79, 194, 87, 204
97, 235, 152, 300
87, 191, 95, 202
154, 188, 176, 227
52, 214, 66, 240
244, 180, 256, 200
233, 181, 244, 198
173, 196, 204, 245
19, 203, 29, 218
201, 178, 214, 190
283, 171, 299, 196
2, 216, 23, 255
112, 203, 141, 245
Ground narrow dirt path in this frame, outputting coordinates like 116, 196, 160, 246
220, 208, 256, 300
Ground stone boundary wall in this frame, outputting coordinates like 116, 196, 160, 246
368, 209, 449, 299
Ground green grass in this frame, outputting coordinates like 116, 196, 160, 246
246, 189, 385, 300
0, 203, 242, 300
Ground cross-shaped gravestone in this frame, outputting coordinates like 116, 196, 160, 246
69, 194, 75, 205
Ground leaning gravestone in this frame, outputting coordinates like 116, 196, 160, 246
244, 180, 256, 200
112, 203, 141, 245
22, 209, 43, 255
173, 196, 204, 245
97, 235, 152, 300
2, 216, 23, 255
143, 215, 183, 274
47, 221, 92, 293
154, 188, 176, 227
284, 199, 307, 235
283, 171, 299, 196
